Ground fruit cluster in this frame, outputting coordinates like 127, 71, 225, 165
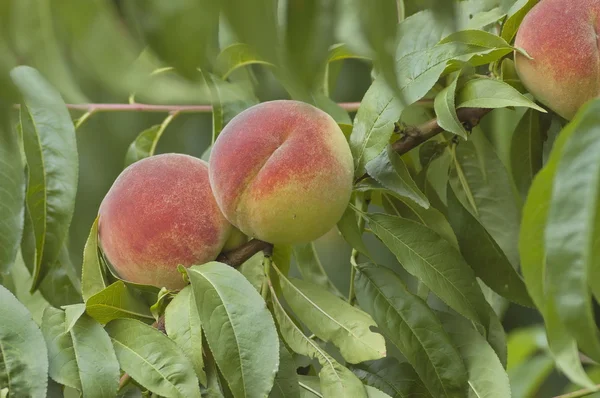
97, 100, 354, 289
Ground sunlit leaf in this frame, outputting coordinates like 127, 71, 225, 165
187, 262, 279, 398
275, 267, 386, 364
42, 305, 119, 397
85, 281, 154, 324
106, 318, 201, 398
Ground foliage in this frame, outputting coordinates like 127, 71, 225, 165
0, 0, 599, 397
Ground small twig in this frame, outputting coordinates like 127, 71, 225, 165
58, 102, 363, 114
216, 239, 273, 268
554, 385, 600, 398
391, 107, 492, 155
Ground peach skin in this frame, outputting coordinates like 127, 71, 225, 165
98, 153, 233, 289
515, 0, 600, 120
208, 100, 354, 245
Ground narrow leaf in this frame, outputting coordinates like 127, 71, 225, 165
439, 312, 511, 398
456, 77, 546, 112
275, 268, 386, 364
364, 213, 491, 331
164, 286, 206, 385
85, 281, 154, 324
269, 343, 300, 398
434, 70, 468, 138
0, 110, 24, 273
105, 318, 201, 398
11, 65, 78, 291
337, 205, 370, 257
510, 109, 544, 200
42, 305, 120, 398
0, 284, 48, 397
293, 243, 343, 298
81, 217, 106, 302
449, 129, 521, 267
545, 101, 600, 362
215, 43, 274, 80
352, 357, 432, 398
270, 290, 367, 398
187, 262, 279, 398
447, 184, 532, 307
520, 100, 599, 388
365, 147, 429, 208
354, 264, 468, 398
124, 114, 176, 168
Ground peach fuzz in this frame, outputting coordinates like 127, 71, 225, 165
98, 153, 233, 290
209, 100, 354, 245
514, 0, 600, 120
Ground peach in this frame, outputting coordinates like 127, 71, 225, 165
514, 0, 600, 120
98, 153, 233, 290
209, 100, 354, 245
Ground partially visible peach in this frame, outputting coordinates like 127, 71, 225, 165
98, 154, 233, 290
208, 100, 354, 245
514, 0, 600, 120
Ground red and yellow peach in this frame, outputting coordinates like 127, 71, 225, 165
208, 100, 354, 245
98, 153, 233, 289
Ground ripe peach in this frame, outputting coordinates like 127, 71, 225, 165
98, 154, 233, 289
209, 100, 354, 245
514, 0, 600, 120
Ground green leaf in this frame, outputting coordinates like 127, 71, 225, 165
42, 305, 120, 398
275, 267, 386, 364
449, 129, 521, 267
382, 193, 458, 249
11, 66, 78, 291
164, 286, 206, 386
270, 291, 367, 398
187, 262, 279, 398
327, 43, 370, 63
365, 147, 429, 208
215, 43, 274, 80
105, 318, 201, 398
125, 0, 219, 79
352, 357, 432, 398
9, 0, 88, 102
545, 100, 600, 362
363, 213, 491, 332
447, 184, 532, 307
81, 217, 107, 302
337, 205, 371, 258
3, 251, 50, 325
506, 326, 546, 371
501, 0, 538, 43
124, 115, 176, 168
350, 29, 512, 175
354, 264, 468, 398
439, 312, 510, 398
0, 110, 24, 273
357, 0, 398, 100
221, 0, 279, 65
239, 252, 266, 293
509, 354, 554, 398
284, 0, 336, 91
293, 243, 343, 298
269, 343, 300, 398
434, 69, 468, 139
85, 281, 154, 324
510, 109, 544, 200
456, 77, 546, 112
520, 101, 598, 388
0, 284, 48, 397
